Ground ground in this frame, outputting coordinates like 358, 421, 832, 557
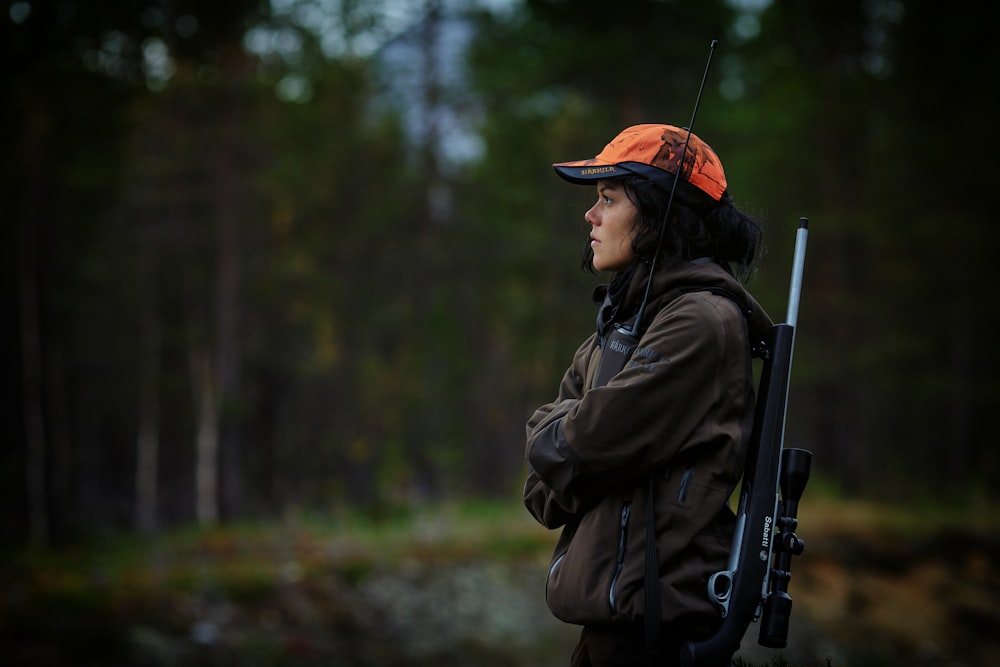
1, 498, 997, 667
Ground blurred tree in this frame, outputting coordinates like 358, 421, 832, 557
106, 1, 419, 521
686, 0, 1000, 501
867, 0, 1000, 498
5, 0, 999, 546
715, 0, 887, 493
731, 0, 1000, 499
2, 0, 266, 540
4, 0, 151, 542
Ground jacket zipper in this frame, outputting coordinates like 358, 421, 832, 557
608, 501, 632, 614
677, 465, 694, 502
546, 552, 567, 599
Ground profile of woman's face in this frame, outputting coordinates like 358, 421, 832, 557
584, 181, 637, 272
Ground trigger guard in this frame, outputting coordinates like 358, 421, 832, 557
707, 570, 735, 617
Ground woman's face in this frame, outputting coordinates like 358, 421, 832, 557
585, 180, 637, 272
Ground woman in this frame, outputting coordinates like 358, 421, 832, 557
523, 124, 772, 667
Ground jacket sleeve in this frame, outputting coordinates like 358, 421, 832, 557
526, 293, 748, 507
522, 336, 593, 528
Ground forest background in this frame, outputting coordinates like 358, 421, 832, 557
0, 0, 1000, 667
2, 0, 999, 664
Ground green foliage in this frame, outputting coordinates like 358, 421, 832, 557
4, 0, 1000, 546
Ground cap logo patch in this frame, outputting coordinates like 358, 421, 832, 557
580, 166, 617, 176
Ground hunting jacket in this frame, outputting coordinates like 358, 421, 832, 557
524, 257, 772, 628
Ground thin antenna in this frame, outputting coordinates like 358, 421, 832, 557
626, 39, 718, 335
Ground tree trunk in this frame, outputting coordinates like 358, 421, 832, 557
192, 348, 219, 526
17, 108, 49, 544
135, 269, 161, 534
18, 203, 48, 545
212, 46, 244, 520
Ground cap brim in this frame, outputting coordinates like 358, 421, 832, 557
552, 161, 629, 184
553, 161, 721, 211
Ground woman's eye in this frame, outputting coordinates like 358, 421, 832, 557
603, 196, 613, 204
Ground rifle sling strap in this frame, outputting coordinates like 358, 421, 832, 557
642, 286, 762, 666
644, 473, 660, 665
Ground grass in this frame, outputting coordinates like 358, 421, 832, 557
3, 492, 995, 619
2, 496, 996, 667
0, 499, 556, 613
0, 500, 569, 667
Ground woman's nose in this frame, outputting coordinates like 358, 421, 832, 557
584, 203, 598, 225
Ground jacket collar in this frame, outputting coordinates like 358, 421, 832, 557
594, 258, 774, 347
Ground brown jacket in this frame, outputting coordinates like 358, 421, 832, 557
523, 258, 771, 627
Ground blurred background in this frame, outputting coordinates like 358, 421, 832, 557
2, 1, 998, 665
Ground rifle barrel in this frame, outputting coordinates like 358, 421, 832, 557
786, 218, 809, 327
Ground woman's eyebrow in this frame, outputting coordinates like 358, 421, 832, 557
598, 181, 621, 196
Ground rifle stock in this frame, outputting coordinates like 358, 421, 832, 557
680, 218, 811, 667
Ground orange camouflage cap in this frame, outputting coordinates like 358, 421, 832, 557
553, 124, 728, 207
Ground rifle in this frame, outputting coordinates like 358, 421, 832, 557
679, 218, 813, 667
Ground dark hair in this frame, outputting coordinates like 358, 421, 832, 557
581, 174, 765, 283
